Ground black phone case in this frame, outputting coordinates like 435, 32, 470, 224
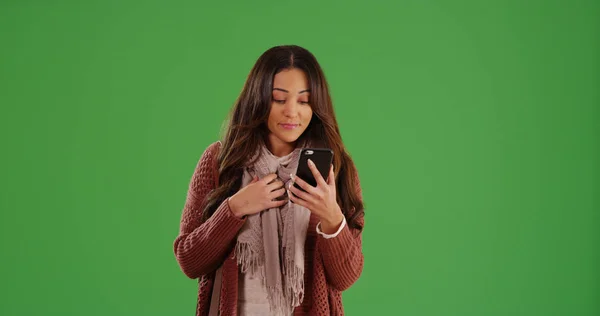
294, 148, 334, 192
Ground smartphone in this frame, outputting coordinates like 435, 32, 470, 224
293, 148, 334, 192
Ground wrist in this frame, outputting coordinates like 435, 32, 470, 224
320, 207, 344, 234
227, 196, 245, 218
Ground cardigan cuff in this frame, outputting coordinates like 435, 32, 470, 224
320, 222, 357, 261
316, 217, 347, 239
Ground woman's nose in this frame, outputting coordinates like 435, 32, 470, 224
282, 100, 298, 117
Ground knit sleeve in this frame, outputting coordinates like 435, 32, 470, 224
173, 142, 246, 279
319, 170, 365, 291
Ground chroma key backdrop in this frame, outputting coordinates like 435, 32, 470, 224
1, 0, 598, 315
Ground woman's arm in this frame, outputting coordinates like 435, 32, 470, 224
319, 174, 365, 291
173, 142, 246, 279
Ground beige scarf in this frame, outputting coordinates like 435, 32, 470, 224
235, 143, 311, 315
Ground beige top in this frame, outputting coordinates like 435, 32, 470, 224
238, 269, 293, 316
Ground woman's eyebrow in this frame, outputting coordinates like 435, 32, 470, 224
273, 88, 311, 94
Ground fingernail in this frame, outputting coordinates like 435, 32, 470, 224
308, 159, 314, 166
290, 173, 295, 180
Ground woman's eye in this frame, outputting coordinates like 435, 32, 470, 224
273, 99, 309, 105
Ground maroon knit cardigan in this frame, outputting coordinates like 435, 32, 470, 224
174, 141, 365, 315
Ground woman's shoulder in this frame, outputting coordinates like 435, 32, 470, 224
193, 141, 221, 173
199, 140, 222, 161
188, 141, 222, 191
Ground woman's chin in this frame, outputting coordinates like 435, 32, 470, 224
275, 134, 300, 144
268, 130, 307, 147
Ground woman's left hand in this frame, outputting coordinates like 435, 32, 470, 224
288, 160, 345, 234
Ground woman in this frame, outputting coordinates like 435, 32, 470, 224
173, 45, 365, 316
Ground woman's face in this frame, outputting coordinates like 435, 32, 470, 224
266, 68, 313, 150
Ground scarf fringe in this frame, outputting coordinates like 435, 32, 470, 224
235, 242, 264, 278
236, 241, 305, 309
266, 285, 293, 315
284, 258, 305, 307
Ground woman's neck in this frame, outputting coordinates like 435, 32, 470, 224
266, 135, 296, 157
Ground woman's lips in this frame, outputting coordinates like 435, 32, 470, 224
279, 123, 299, 130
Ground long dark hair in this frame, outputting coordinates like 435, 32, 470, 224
202, 45, 364, 229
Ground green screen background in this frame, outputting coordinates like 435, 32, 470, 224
1, 0, 598, 315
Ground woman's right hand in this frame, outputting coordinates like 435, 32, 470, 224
228, 173, 287, 218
